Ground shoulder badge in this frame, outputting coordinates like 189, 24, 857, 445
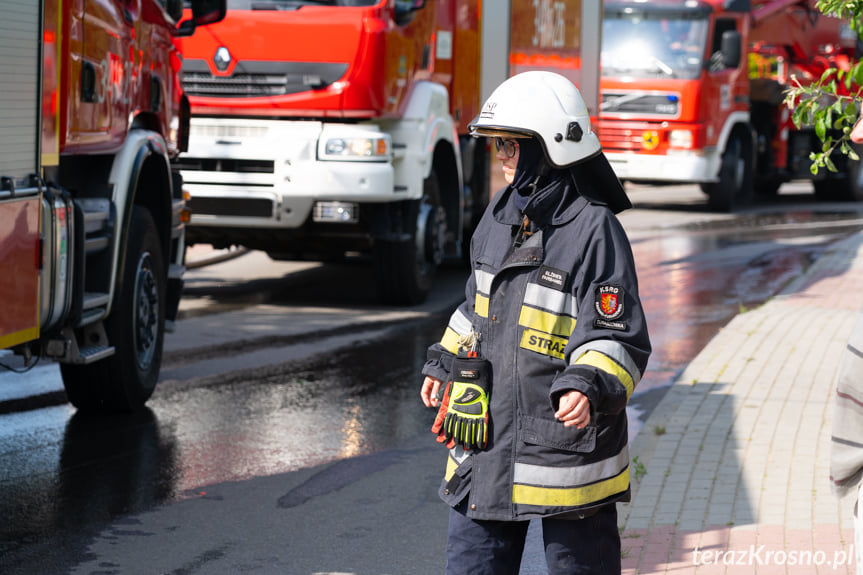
594, 285, 627, 331
595, 285, 624, 320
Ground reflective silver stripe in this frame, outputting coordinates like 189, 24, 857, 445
513, 445, 629, 488
475, 269, 494, 295
524, 283, 577, 317
449, 445, 471, 465
447, 307, 473, 337
569, 339, 641, 386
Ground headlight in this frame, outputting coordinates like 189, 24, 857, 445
669, 130, 694, 149
322, 137, 390, 161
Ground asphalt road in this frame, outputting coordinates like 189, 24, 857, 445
2, 182, 863, 574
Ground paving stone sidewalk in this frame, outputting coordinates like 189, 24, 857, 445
619, 231, 863, 575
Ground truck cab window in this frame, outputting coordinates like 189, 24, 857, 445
709, 19, 738, 72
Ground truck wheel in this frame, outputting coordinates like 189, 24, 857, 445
704, 133, 753, 212
61, 207, 166, 412
374, 171, 445, 305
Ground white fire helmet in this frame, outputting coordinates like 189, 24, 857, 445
469, 71, 601, 168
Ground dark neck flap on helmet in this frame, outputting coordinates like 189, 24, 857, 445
569, 153, 632, 214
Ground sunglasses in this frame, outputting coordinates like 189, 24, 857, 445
494, 137, 518, 159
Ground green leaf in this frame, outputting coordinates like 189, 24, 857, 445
816, 117, 827, 140
825, 155, 838, 172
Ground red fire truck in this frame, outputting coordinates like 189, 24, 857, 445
0, 0, 225, 411
598, 0, 859, 211
173, 0, 602, 305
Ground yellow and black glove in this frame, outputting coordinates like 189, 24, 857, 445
438, 356, 491, 451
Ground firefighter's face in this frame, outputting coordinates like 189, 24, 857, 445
495, 137, 520, 184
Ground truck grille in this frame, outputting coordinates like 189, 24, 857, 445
173, 157, 274, 175
598, 125, 652, 153
183, 72, 289, 97
601, 92, 680, 118
182, 60, 349, 99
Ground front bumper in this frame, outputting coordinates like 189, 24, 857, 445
605, 150, 720, 183
179, 118, 399, 231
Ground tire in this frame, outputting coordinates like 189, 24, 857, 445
813, 143, 863, 202
703, 132, 753, 212
374, 171, 446, 306
754, 176, 782, 197
61, 207, 166, 412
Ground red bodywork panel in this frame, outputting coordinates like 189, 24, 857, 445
51, 0, 183, 157
176, 2, 441, 120
0, 198, 40, 348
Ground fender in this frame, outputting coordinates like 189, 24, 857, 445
386, 80, 463, 199
104, 129, 173, 318
706, 110, 752, 181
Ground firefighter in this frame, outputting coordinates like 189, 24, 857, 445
419, 71, 651, 575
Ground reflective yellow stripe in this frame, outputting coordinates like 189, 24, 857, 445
0, 326, 39, 349
518, 306, 576, 338
445, 453, 459, 480
520, 328, 568, 360
512, 467, 629, 507
441, 327, 461, 355
475, 294, 489, 318
575, 350, 635, 400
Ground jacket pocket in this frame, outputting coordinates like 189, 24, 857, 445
518, 415, 596, 453
439, 454, 472, 507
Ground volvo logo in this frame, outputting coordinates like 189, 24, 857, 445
213, 46, 232, 72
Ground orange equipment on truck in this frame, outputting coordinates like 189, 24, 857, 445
0, 0, 225, 411
173, 0, 602, 305
598, 0, 859, 211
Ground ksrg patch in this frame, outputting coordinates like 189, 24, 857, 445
595, 284, 625, 321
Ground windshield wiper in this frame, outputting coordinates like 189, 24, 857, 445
649, 56, 675, 77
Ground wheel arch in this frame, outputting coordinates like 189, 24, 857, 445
714, 112, 754, 168
431, 137, 464, 255
107, 130, 173, 318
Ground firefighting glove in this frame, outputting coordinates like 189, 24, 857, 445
441, 357, 491, 451
431, 380, 456, 448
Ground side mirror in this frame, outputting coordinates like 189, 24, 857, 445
394, 0, 426, 26
176, 0, 227, 37
166, 0, 184, 22
720, 30, 742, 69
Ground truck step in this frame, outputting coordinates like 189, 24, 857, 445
84, 235, 109, 252
77, 345, 115, 364
79, 198, 112, 235
168, 263, 185, 279
82, 291, 110, 310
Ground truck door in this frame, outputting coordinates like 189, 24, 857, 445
73, 0, 134, 148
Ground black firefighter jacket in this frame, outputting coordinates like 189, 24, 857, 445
422, 175, 651, 521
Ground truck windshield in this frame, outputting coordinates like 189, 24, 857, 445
602, 13, 708, 80
225, 0, 378, 8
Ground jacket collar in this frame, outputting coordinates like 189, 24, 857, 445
492, 174, 591, 228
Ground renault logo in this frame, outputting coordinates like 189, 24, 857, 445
213, 46, 232, 72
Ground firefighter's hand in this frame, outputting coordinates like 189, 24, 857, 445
421, 376, 442, 408
555, 390, 591, 429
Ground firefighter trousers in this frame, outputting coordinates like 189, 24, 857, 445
444, 503, 620, 575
